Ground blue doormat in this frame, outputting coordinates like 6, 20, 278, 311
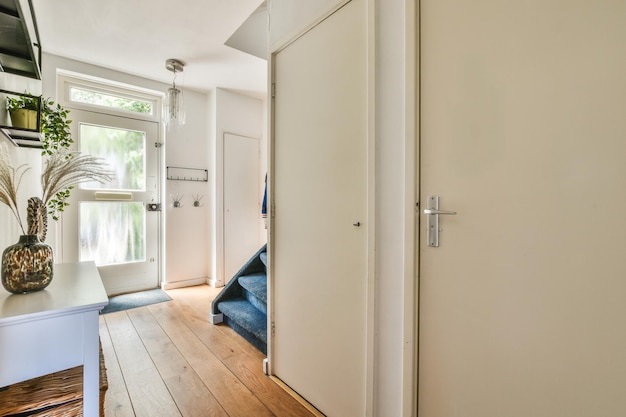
100, 289, 172, 314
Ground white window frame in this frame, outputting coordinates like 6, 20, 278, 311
57, 70, 163, 122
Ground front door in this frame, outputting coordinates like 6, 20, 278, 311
271, 0, 368, 415
419, 1, 626, 416
62, 109, 161, 295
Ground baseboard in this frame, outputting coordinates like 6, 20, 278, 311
162, 277, 209, 290
263, 358, 269, 375
269, 375, 325, 417
207, 277, 225, 288
210, 312, 223, 324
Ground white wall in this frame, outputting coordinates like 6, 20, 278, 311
163, 88, 211, 288
269, 0, 415, 415
269, 0, 342, 50
210, 88, 266, 286
0, 74, 46, 251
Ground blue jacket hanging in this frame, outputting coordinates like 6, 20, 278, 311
261, 174, 267, 219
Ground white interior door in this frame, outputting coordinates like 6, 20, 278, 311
62, 109, 161, 295
419, 1, 626, 416
223, 132, 260, 282
271, 0, 368, 416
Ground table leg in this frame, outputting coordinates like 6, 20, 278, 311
83, 310, 101, 417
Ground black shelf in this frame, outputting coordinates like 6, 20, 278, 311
0, 0, 41, 80
0, 126, 42, 147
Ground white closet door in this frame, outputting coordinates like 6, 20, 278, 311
271, 0, 368, 416
223, 132, 260, 282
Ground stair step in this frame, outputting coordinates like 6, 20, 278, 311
238, 273, 267, 314
238, 273, 267, 304
217, 298, 267, 344
210, 244, 268, 354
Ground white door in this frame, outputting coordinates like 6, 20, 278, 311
419, 1, 626, 416
62, 109, 161, 295
271, 1, 368, 416
223, 132, 260, 282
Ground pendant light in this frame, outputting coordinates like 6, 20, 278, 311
165, 59, 185, 126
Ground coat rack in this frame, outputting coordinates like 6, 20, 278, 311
166, 166, 208, 182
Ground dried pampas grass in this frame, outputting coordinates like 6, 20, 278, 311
41, 151, 113, 212
0, 144, 113, 237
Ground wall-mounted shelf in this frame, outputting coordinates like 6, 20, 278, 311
167, 166, 208, 182
0, 126, 42, 147
0, 89, 43, 148
0, 0, 42, 80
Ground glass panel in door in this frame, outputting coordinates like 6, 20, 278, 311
79, 201, 145, 265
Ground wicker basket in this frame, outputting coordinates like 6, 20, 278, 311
0, 343, 108, 417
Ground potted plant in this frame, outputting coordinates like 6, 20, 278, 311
6, 94, 72, 153
6, 93, 76, 218
6, 93, 40, 130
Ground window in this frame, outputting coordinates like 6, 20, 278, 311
76, 123, 147, 266
79, 202, 145, 265
79, 124, 146, 191
57, 72, 161, 122
70, 87, 153, 115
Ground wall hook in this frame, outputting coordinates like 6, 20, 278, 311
192, 194, 204, 207
172, 194, 184, 208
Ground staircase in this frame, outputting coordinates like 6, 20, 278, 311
210, 245, 267, 354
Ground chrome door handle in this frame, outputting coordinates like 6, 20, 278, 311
424, 195, 456, 247
423, 209, 457, 215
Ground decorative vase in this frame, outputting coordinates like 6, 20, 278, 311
1, 235, 53, 294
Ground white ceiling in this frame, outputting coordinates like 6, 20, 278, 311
31, 0, 268, 97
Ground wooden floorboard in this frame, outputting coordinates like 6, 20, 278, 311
100, 285, 317, 417
147, 302, 275, 417
104, 311, 182, 417
127, 307, 228, 417
99, 316, 135, 417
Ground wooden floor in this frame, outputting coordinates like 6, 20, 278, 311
99, 285, 317, 417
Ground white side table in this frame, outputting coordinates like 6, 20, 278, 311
0, 261, 108, 417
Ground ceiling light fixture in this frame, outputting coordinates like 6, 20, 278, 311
165, 58, 185, 127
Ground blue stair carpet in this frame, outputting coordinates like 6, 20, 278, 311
212, 245, 268, 354
218, 298, 267, 353
100, 289, 172, 314
239, 273, 267, 314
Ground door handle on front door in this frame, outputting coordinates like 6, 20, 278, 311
423, 195, 456, 247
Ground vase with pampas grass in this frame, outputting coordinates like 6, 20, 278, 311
0, 147, 112, 294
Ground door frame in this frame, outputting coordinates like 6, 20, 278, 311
406, 1, 418, 416
55, 71, 165, 294
266, 0, 377, 414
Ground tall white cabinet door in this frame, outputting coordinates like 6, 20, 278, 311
419, 1, 626, 416
223, 132, 261, 282
271, 0, 368, 416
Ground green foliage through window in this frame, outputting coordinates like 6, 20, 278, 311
80, 124, 145, 191
70, 87, 153, 115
